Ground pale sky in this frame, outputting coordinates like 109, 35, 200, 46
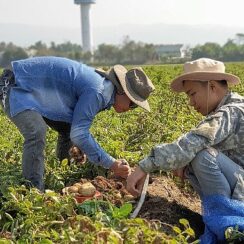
1, 0, 244, 28
1, 0, 244, 46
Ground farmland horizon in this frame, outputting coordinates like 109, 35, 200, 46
1, 22, 243, 48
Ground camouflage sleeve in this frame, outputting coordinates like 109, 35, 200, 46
139, 108, 236, 173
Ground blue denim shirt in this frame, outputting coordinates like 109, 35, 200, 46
10, 56, 116, 168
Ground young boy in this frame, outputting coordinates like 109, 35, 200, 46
127, 58, 244, 202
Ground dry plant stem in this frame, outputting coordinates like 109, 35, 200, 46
130, 173, 150, 218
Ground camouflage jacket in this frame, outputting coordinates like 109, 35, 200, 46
139, 92, 244, 201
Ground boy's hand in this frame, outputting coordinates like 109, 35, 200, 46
126, 166, 147, 197
172, 167, 187, 182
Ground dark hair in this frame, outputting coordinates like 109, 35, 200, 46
183, 80, 228, 88
216, 80, 228, 87
201, 80, 228, 89
129, 101, 138, 109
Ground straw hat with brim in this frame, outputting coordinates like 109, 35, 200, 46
95, 67, 124, 95
95, 65, 155, 112
171, 58, 240, 93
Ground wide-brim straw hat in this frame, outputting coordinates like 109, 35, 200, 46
171, 58, 240, 93
96, 65, 155, 112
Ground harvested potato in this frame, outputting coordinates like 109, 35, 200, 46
114, 191, 122, 199
80, 178, 88, 184
78, 182, 96, 196
73, 182, 83, 189
124, 194, 135, 201
68, 186, 79, 193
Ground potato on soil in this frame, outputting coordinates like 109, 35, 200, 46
68, 185, 79, 193
124, 194, 135, 201
73, 182, 83, 189
78, 182, 96, 196
80, 178, 88, 184
114, 191, 122, 199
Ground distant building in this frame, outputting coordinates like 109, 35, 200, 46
235, 33, 244, 45
155, 44, 184, 58
74, 0, 96, 54
26, 48, 37, 57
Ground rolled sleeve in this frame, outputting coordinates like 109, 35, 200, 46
139, 156, 155, 173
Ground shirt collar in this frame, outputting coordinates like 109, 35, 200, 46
102, 78, 116, 110
106, 88, 116, 110
215, 91, 232, 110
208, 91, 236, 116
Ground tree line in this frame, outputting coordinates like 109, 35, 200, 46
0, 37, 158, 67
1, 34, 244, 67
192, 41, 244, 61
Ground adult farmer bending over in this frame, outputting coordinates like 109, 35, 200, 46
126, 58, 244, 241
0, 56, 155, 191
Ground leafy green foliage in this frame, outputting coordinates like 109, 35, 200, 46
1, 63, 244, 242
225, 226, 244, 243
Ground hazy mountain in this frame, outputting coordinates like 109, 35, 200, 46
95, 23, 244, 46
0, 22, 243, 47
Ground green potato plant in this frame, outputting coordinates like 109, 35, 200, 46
1, 64, 244, 242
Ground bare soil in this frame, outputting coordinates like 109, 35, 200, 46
138, 173, 205, 238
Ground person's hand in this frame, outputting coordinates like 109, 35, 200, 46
69, 146, 87, 165
110, 159, 131, 178
126, 166, 147, 197
172, 166, 187, 182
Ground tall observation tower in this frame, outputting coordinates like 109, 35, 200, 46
74, 0, 96, 53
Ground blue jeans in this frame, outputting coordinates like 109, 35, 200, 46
186, 148, 242, 199
2, 88, 72, 191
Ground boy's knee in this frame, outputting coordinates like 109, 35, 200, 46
191, 148, 219, 171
